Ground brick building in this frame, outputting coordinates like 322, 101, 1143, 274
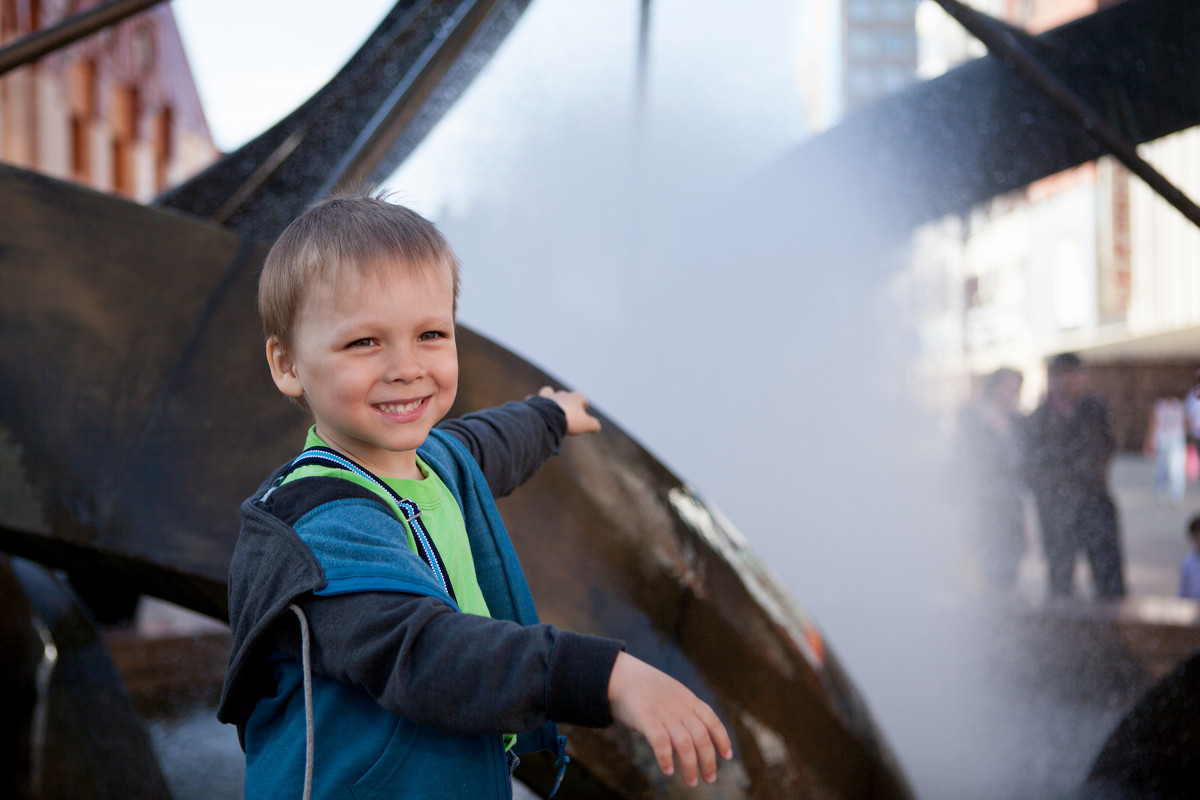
0, 0, 218, 200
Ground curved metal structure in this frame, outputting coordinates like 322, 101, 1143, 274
0, 557, 174, 799
0, 162, 913, 798
1082, 649, 1200, 800
3, 0, 1199, 797
766, 0, 1200, 253
157, 0, 536, 240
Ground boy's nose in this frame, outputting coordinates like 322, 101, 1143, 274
384, 346, 423, 382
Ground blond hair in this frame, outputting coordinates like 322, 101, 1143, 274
258, 190, 460, 346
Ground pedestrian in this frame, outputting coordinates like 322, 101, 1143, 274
954, 367, 1027, 589
1185, 369, 1200, 483
1145, 394, 1188, 503
218, 191, 731, 799
1022, 353, 1125, 599
1180, 515, 1200, 601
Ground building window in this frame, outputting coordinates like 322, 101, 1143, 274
153, 104, 171, 191
42, 0, 73, 24
848, 29, 875, 57
883, 0, 918, 21
1051, 235, 1087, 330
1, 0, 20, 40
847, 2, 874, 23
68, 59, 95, 183
964, 275, 981, 308
881, 30, 911, 56
110, 84, 138, 197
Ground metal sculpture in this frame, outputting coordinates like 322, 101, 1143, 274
1, 0, 1198, 797
765, 0, 1200, 254
0, 160, 913, 798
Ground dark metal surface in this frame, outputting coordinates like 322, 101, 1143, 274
0, 0, 168, 76
930, 0, 1200, 229
3, 0, 1200, 796
1082, 649, 1200, 800
0, 166, 259, 619
0, 557, 174, 800
156, 0, 534, 241
768, 0, 1200, 250
0, 163, 914, 798
0, 558, 40, 799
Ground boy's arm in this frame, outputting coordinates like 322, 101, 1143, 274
435, 397, 564, 498
275, 590, 731, 785
273, 589, 624, 735
435, 387, 600, 498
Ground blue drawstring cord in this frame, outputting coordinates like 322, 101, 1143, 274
547, 734, 570, 798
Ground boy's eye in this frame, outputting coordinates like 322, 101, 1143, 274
418, 331, 446, 342
348, 337, 376, 348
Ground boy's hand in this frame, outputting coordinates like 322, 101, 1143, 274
537, 386, 602, 435
607, 652, 733, 786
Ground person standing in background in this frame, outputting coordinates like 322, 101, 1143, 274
1022, 353, 1125, 599
1144, 394, 1187, 504
954, 368, 1028, 590
1184, 369, 1200, 484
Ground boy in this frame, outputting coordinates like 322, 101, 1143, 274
217, 192, 731, 799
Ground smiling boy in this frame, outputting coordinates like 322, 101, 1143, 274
218, 192, 731, 799
265, 230, 458, 479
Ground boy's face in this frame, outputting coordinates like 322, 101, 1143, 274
267, 260, 458, 479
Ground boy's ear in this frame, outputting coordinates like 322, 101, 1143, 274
266, 336, 304, 398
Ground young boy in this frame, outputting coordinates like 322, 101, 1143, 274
217, 192, 731, 799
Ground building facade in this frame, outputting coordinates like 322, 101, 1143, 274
905, 0, 1200, 447
0, 0, 217, 201
842, 0, 921, 115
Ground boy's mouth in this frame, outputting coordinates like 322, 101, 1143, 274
375, 398, 425, 415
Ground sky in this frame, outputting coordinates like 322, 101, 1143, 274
172, 1, 396, 152
168, 3, 1001, 796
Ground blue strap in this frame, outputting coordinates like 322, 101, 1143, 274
279, 446, 457, 603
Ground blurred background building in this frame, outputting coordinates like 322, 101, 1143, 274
899, 0, 1200, 449
842, 0, 921, 114
0, 0, 217, 201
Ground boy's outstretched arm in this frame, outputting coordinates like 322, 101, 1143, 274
607, 651, 734, 786
537, 387, 733, 783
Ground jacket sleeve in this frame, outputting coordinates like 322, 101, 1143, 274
270, 589, 624, 736
435, 397, 567, 498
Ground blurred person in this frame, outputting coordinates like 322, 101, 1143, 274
1185, 369, 1200, 482
1180, 515, 1200, 601
954, 367, 1027, 589
1144, 394, 1187, 504
1022, 353, 1125, 599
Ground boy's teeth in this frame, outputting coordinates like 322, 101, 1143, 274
379, 400, 421, 413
